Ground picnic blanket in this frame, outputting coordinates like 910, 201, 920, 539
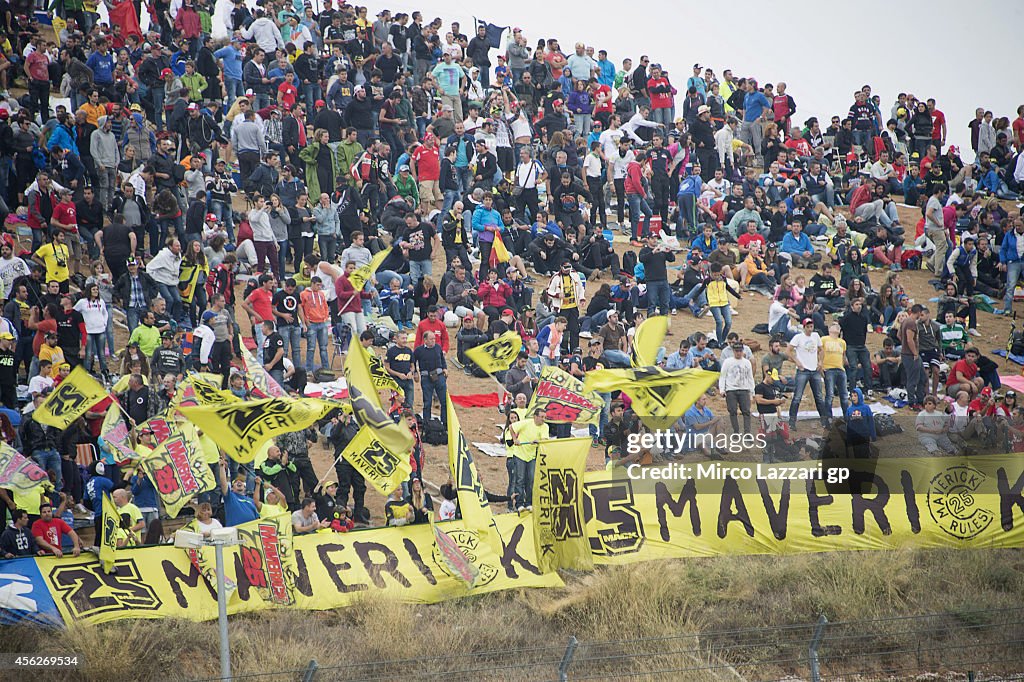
993, 349, 1024, 366
450, 393, 502, 408
998, 374, 1024, 393
795, 403, 896, 420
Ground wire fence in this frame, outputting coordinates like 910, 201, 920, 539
186, 607, 1024, 682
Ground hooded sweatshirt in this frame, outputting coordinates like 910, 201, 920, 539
91, 116, 121, 169
844, 388, 876, 442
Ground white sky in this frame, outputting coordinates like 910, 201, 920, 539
126, 0, 1021, 154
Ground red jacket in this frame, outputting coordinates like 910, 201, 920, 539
478, 280, 512, 308
414, 318, 449, 353
174, 6, 202, 39
624, 161, 646, 197
334, 274, 370, 314
646, 77, 673, 110
848, 183, 873, 214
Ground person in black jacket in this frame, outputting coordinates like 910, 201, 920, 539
328, 411, 369, 524
196, 36, 221, 101
550, 171, 592, 241
526, 233, 568, 276
113, 259, 159, 330
472, 140, 498, 192
638, 233, 676, 316
20, 398, 63, 493
691, 105, 718, 180
441, 200, 471, 270
466, 25, 492, 89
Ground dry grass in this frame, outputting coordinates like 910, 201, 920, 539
4, 547, 1023, 681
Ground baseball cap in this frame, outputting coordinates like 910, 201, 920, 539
463, 313, 474, 321
501, 308, 514, 317
802, 318, 814, 326
0, 332, 13, 340
206, 213, 218, 222
552, 99, 563, 107
315, 99, 325, 107
129, 103, 143, 112
161, 68, 172, 77
161, 330, 175, 339
187, 102, 199, 111
766, 369, 780, 380
202, 311, 215, 322
697, 104, 710, 115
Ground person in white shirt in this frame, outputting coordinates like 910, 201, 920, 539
715, 117, 738, 170
787, 318, 830, 429
239, 11, 286, 54
718, 343, 755, 433
74, 282, 110, 377
146, 238, 185, 322
0, 243, 29, 299
193, 502, 223, 538
620, 107, 661, 143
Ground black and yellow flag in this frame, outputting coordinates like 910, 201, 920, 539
33, 365, 109, 429
528, 366, 605, 424
447, 397, 501, 552
137, 422, 217, 517
630, 315, 668, 367
344, 336, 414, 455
533, 437, 593, 572
99, 492, 120, 574
367, 353, 401, 393
349, 248, 391, 293
584, 367, 719, 429
340, 425, 413, 495
180, 399, 335, 464
0, 443, 50, 493
465, 330, 523, 374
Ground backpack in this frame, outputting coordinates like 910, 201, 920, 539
874, 413, 902, 437
751, 323, 769, 335
421, 417, 448, 445
1010, 328, 1024, 356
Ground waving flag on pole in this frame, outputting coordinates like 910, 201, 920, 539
473, 18, 508, 48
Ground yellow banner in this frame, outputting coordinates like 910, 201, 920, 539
0, 443, 50, 493
174, 374, 240, 409
349, 248, 390, 293
630, 315, 667, 367
180, 398, 335, 464
584, 366, 719, 430
344, 336, 414, 455
235, 512, 300, 607
533, 437, 593, 572
138, 423, 216, 518
340, 426, 414, 495
465, 330, 523, 374
99, 493, 119, 574
448, 397, 501, 552
528, 365, 605, 424
583, 456, 1024, 563
33, 365, 110, 430
36, 514, 562, 624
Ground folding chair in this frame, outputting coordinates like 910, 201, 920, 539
329, 322, 351, 370
75, 443, 97, 469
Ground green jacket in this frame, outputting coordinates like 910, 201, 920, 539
336, 139, 364, 186
181, 73, 207, 102
395, 173, 419, 207
299, 141, 341, 198
395, 97, 415, 129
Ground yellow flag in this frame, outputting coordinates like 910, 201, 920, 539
138, 423, 217, 518
344, 335, 414, 455
33, 365, 109, 429
348, 248, 391, 293
430, 515, 481, 587
528, 365, 605, 424
100, 400, 135, 462
238, 336, 286, 398
447, 397, 501, 551
235, 512, 300, 606
174, 374, 240, 408
0, 443, 50, 493
180, 398, 336, 464
630, 315, 668, 367
99, 492, 120, 574
367, 353, 401, 393
533, 437, 593, 572
584, 366, 719, 430
465, 330, 523, 374
340, 425, 413, 495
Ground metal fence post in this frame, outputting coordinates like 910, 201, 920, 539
809, 614, 828, 682
558, 636, 579, 682
301, 659, 319, 682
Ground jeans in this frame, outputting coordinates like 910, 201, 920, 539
318, 234, 337, 264
253, 322, 266, 364
627, 193, 653, 240
710, 305, 732, 344
646, 280, 671, 316
601, 349, 632, 367
209, 200, 235, 240
395, 377, 414, 409
33, 449, 63, 491
279, 324, 302, 368
409, 259, 432, 285
340, 311, 366, 339
902, 354, 926, 406
224, 78, 242, 107
388, 298, 414, 324
788, 369, 829, 427
302, 82, 322, 109
511, 457, 535, 509
85, 333, 108, 374
845, 345, 872, 391
824, 368, 850, 415
420, 372, 447, 423
156, 282, 184, 322
305, 321, 329, 372
852, 129, 872, 150
1003, 261, 1023, 312
126, 305, 148, 333
150, 86, 165, 129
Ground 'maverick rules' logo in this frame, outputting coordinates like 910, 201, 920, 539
430, 528, 499, 586
926, 465, 995, 539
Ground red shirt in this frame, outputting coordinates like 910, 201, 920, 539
1013, 117, 1024, 150
646, 77, 673, 110
32, 517, 72, 552
738, 232, 766, 251
412, 144, 440, 181
278, 82, 298, 109
32, 319, 58, 356
414, 317, 449, 352
946, 358, 978, 388
52, 201, 78, 233
930, 109, 945, 140
246, 288, 274, 322
25, 51, 49, 81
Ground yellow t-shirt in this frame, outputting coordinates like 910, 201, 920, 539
34, 243, 70, 283
511, 420, 549, 463
39, 345, 66, 378
119, 502, 144, 530
13, 487, 44, 516
560, 274, 577, 310
822, 336, 847, 371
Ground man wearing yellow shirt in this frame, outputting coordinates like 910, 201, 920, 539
77, 89, 107, 127
38, 333, 66, 378
32, 231, 71, 292
510, 408, 549, 511
822, 323, 849, 416
112, 488, 145, 542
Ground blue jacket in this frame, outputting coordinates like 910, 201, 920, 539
1000, 229, 1024, 264
781, 231, 813, 256
46, 124, 79, 156
131, 473, 159, 510
472, 206, 503, 241
844, 388, 876, 441
597, 59, 615, 87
